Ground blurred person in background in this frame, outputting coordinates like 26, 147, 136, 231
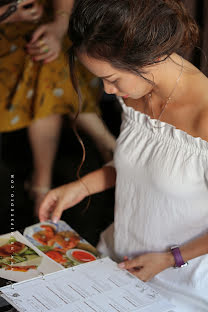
182, 0, 208, 75
0, 0, 116, 216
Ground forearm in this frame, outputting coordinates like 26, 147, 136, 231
0, 6, 7, 17
0, 4, 18, 23
53, 0, 74, 15
167, 232, 208, 267
53, 0, 74, 34
180, 232, 208, 262
52, 0, 74, 37
80, 165, 116, 196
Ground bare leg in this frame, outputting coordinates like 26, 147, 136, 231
76, 113, 116, 162
28, 114, 62, 216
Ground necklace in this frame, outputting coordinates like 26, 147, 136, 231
146, 56, 184, 126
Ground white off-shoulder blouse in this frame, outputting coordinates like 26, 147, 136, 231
98, 97, 208, 312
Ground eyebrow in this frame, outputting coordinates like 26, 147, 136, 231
99, 74, 115, 79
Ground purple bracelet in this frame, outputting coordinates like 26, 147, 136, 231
171, 246, 188, 268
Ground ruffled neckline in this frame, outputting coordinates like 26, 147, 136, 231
117, 96, 208, 155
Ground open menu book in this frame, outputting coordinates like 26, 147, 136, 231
0, 220, 99, 283
0, 221, 175, 312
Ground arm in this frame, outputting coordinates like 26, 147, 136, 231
53, 0, 74, 15
27, 0, 74, 62
53, 0, 74, 36
81, 165, 116, 196
39, 165, 116, 223
119, 233, 208, 282
0, 5, 13, 22
0, 0, 42, 24
174, 233, 208, 265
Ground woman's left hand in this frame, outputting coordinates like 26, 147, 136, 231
118, 252, 174, 282
26, 22, 65, 63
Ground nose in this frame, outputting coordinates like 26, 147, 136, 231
103, 81, 117, 95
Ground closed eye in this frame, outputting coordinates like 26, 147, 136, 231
102, 77, 118, 84
106, 79, 118, 84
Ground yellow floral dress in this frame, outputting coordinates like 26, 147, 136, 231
0, 1, 100, 132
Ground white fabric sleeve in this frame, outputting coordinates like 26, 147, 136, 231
104, 160, 115, 167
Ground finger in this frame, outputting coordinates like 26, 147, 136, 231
127, 268, 136, 274
43, 53, 59, 64
27, 38, 48, 50
51, 201, 66, 224
18, 0, 35, 9
39, 191, 58, 222
20, 4, 39, 22
30, 26, 46, 44
27, 46, 42, 55
27, 44, 50, 56
39, 196, 57, 220
118, 257, 142, 270
31, 14, 41, 22
29, 4, 43, 22
39, 201, 56, 222
131, 269, 152, 282
33, 50, 54, 62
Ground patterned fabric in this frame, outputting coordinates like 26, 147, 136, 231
0, 1, 100, 132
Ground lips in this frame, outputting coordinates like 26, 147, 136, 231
122, 95, 129, 99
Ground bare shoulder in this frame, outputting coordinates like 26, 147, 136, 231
187, 70, 208, 142
195, 106, 208, 142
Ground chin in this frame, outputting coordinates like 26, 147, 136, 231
134, 94, 145, 100
130, 95, 140, 100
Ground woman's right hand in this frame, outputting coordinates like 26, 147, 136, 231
39, 181, 89, 223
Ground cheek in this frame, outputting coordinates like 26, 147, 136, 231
126, 76, 146, 91
133, 79, 152, 95
118, 78, 136, 92
117, 76, 151, 96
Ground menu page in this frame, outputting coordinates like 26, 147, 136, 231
24, 221, 100, 268
0, 231, 62, 282
0, 257, 175, 312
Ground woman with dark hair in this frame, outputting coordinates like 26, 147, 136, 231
39, 0, 208, 309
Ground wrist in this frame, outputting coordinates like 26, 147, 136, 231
53, 12, 70, 34
78, 179, 90, 199
54, 10, 70, 21
166, 251, 175, 268
51, 18, 69, 39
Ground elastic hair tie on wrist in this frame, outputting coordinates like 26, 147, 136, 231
55, 10, 70, 19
